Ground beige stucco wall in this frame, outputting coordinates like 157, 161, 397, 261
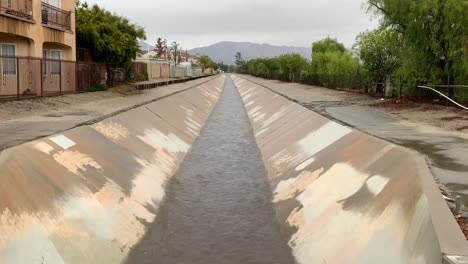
148, 63, 161, 79
43, 42, 73, 61
0, 33, 33, 56
0, 0, 76, 60
161, 64, 170, 78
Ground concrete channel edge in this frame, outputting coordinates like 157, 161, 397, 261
232, 74, 468, 264
0, 76, 226, 263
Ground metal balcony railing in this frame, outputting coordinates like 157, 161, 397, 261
41, 2, 71, 31
0, 0, 33, 21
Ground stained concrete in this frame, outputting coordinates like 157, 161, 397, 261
0, 76, 217, 151
0, 76, 225, 264
326, 106, 468, 204
239, 75, 468, 206
232, 75, 468, 264
125, 75, 295, 264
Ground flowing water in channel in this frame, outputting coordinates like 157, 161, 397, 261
126, 76, 296, 264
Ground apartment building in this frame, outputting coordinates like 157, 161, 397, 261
0, 0, 76, 97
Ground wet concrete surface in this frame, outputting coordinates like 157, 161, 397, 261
126, 75, 296, 264
0, 77, 217, 151
238, 75, 468, 206
326, 106, 468, 204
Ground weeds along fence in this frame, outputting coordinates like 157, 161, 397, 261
0, 55, 148, 100
253, 73, 468, 106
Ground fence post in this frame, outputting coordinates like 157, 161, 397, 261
59, 61, 62, 95
40, 58, 43, 97
447, 77, 450, 106
418, 85, 421, 102
16, 57, 20, 99
399, 76, 401, 99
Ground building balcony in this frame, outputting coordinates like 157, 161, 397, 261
0, 0, 34, 22
41, 1, 71, 32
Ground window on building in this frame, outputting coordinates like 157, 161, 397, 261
1, 44, 16, 75
48, 0, 60, 8
50, 50, 61, 75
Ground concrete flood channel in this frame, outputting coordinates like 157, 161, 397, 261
0, 74, 467, 263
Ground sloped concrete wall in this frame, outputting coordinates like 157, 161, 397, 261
232, 75, 468, 264
0, 76, 226, 263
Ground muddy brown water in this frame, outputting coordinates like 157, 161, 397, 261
125, 75, 296, 264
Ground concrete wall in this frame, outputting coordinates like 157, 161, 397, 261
203, 67, 213, 75
148, 63, 161, 79
161, 64, 170, 78
148, 63, 172, 79
193, 67, 203, 77
231, 75, 468, 264
0, 76, 226, 263
171, 65, 187, 78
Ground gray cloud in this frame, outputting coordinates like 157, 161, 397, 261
84, 0, 378, 49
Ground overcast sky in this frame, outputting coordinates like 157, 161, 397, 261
84, 0, 379, 50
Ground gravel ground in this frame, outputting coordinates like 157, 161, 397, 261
453, 210, 468, 240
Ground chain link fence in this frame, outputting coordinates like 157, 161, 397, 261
252, 73, 468, 106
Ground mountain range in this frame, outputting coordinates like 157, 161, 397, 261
138, 41, 155, 52
138, 41, 312, 65
189, 41, 311, 65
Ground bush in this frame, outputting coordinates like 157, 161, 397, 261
127, 71, 149, 83
87, 81, 106, 92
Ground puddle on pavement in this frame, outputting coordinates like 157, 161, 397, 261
397, 139, 468, 172
396, 138, 468, 205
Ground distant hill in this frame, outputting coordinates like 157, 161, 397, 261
189, 41, 311, 65
138, 41, 155, 52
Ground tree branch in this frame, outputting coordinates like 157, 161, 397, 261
368, 1, 406, 34
369, 1, 388, 16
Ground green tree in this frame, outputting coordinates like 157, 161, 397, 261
354, 28, 401, 83
235, 52, 246, 68
312, 37, 346, 54
75, 1, 146, 84
242, 55, 307, 81
199, 55, 215, 71
278, 53, 308, 81
155, 37, 165, 59
171, 41, 180, 64
310, 38, 358, 88
367, 0, 467, 84
217, 62, 229, 72
210, 61, 219, 71
277, 54, 308, 76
